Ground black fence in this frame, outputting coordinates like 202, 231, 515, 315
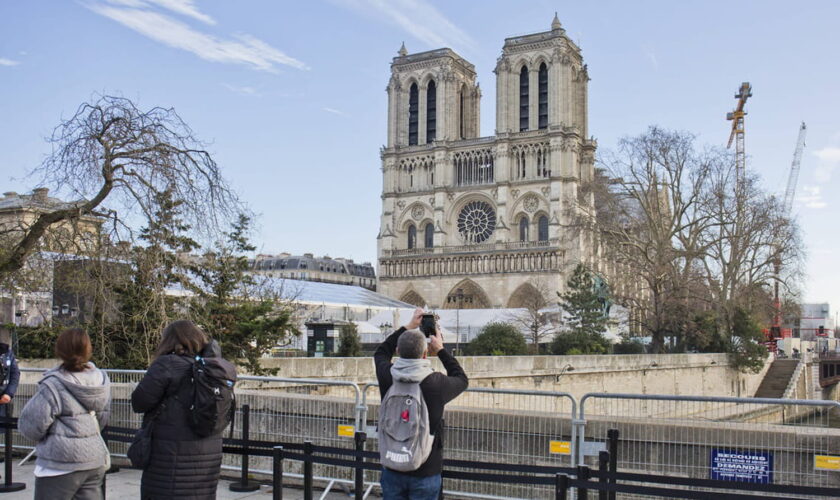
3, 407, 840, 499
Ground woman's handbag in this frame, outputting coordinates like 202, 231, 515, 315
127, 404, 165, 469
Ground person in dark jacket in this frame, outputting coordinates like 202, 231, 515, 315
131, 320, 224, 500
375, 308, 469, 499
0, 338, 20, 418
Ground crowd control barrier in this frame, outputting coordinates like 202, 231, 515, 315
362, 382, 579, 499
9, 367, 840, 499
579, 393, 840, 499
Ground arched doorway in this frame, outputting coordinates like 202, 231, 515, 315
399, 289, 427, 308
442, 279, 491, 309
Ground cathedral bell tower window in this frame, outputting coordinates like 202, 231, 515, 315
426, 81, 437, 143
424, 222, 434, 248
538, 63, 548, 129
519, 216, 529, 242
408, 83, 419, 146
407, 224, 417, 249
519, 66, 529, 132
538, 215, 549, 242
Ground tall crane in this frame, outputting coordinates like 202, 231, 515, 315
726, 82, 753, 189
782, 122, 807, 215
771, 122, 807, 340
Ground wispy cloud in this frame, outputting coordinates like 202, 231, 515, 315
221, 83, 261, 97
813, 146, 840, 184
797, 185, 827, 209
336, 0, 475, 52
86, 1, 308, 72
642, 44, 658, 69
322, 107, 348, 117
0, 58, 20, 67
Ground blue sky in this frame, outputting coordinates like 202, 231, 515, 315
1, 0, 838, 315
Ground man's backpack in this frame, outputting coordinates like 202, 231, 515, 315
377, 379, 434, 472
186, 355, 237, 437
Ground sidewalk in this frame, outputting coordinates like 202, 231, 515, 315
0, 461, 355, 499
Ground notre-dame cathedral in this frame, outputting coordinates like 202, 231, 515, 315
377, 15, 597, 309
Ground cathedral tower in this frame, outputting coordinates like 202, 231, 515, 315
377, 15, 597, 314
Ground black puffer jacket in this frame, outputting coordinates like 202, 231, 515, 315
131, 341, 225, 500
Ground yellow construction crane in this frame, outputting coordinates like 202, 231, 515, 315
726, 82, 753, 188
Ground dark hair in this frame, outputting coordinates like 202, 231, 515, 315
155, 320, 208, 358
55, 329, 93, 372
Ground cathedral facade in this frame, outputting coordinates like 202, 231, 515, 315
377, 15, 597, 310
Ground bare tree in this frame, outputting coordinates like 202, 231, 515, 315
593, 127, 717, 351
585, 127, 803, 354
0, 95, 239, 279
506, 278, 557, 352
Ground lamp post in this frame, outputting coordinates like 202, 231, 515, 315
455, 288, 464, 354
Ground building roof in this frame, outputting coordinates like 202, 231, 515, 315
0, 188, 73, 212
252, 253, 375, 278
271, 278, 408, 308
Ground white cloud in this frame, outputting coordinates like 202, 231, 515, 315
797, 185, 827, 209
322, 107, 348, 117
336, 0, 475, 52
642, 45, 658, 69
0, 58, 20, 67
86, 2, 308, 72
813, 146, 840, 184
221, 83, 261, 97
104, 0, 214, 24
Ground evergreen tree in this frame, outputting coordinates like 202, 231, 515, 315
728, 307, 768, 373
468, 323, 528, 356
109, 190, 198, 368
337, 322, 362, 357
558, 263, 609, 336
189, 214, 298, 374
553, 263, 610, 355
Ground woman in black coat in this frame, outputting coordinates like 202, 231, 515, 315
131, 320, 224, 500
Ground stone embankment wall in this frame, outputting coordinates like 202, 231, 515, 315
256, 353, 770, 400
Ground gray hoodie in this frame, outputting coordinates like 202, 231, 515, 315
19, 363, 111, 471
390, 357, 434, 383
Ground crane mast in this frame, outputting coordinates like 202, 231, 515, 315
783, 122, 807, 216
727, 82, 752, 190
771, 122, 807, 340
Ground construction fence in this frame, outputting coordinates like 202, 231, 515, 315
7, 367, 840, 499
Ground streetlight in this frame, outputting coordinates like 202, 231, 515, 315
455, 288, 464, 354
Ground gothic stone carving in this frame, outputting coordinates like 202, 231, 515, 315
411, 205, 425, 220
523, 194, 539, 213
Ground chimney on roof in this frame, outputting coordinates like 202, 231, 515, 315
303, 253, 314, 258
32, 187, 49, 201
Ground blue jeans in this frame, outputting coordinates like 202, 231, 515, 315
380, 468, 441, 500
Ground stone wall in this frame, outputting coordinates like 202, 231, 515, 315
254, 353, 771, 400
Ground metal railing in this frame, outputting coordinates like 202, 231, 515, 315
579, 392, 840, 498
11, 367, 840, 498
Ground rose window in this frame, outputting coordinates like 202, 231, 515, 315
457, 201, 496, 244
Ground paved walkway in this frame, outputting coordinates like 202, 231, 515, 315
0, 461, 354, 499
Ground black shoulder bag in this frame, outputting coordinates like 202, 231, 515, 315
127, 402, 166, 469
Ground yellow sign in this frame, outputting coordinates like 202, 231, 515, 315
549, 440, 571, 455
337, 425, 355, 438
815, 455, 840, 471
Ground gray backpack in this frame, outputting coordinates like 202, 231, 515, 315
378, 379, 434, 471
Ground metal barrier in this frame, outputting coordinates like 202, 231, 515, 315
12, 366, 840, 499
579, 393, 840, 499
361, 382, 577, 499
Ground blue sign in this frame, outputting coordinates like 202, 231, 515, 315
710, 449, 773, 484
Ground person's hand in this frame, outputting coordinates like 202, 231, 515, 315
429, 326, 444, 356
0, 395, 11, 404
405, 307, 424, 330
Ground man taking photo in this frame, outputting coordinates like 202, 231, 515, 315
374, 308, 468, 499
